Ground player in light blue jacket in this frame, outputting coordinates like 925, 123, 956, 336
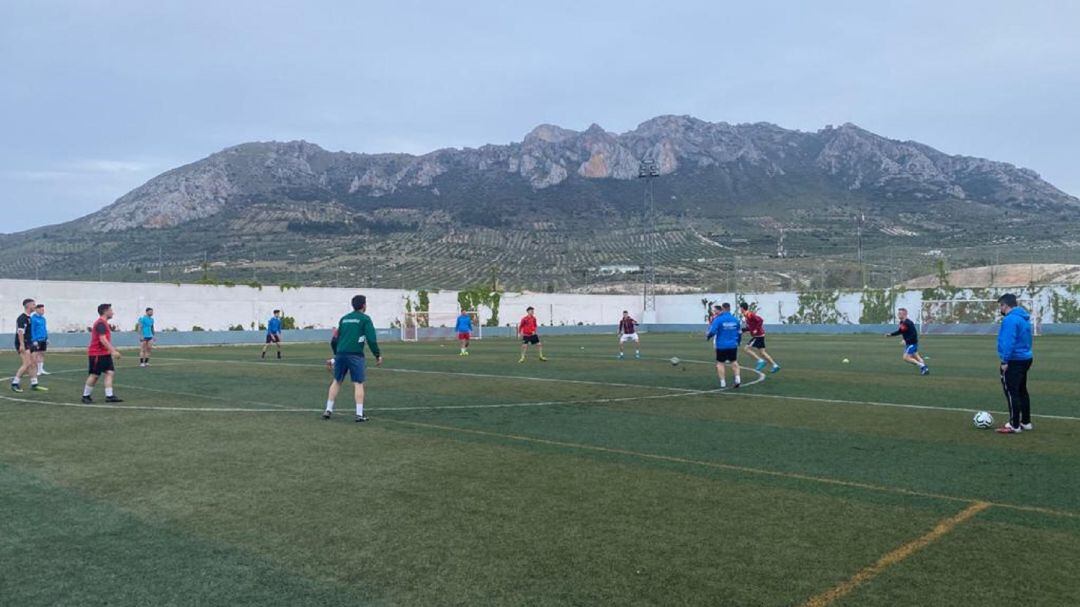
996, 294, 1034, 434
706, 303, 743, 388
455, 311, 473, 356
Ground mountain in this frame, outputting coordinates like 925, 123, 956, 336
5, 116, 1079, 291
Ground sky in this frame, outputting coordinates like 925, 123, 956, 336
2, 0, 1078, 232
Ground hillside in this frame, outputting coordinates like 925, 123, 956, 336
4, 116, 1078, 291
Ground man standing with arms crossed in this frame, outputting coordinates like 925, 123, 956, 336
137, 307, 155, 367
12, 298, 46, 392
31, 303, 50, 376
83, 303, 123, 403
518, 306, 547, 363
323, 295, 382, 423
996, 293, 1034, 434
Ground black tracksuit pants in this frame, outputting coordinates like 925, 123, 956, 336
1000, 358, 1033, 428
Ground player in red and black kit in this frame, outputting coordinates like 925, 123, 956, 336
617, 310, 641, 359
739, 302, 780, 373
82, 303, 124, 403
518, 306, 547, 363
886, 307, 929, 375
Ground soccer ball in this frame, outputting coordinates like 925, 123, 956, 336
973, 411, 994, 429
842, 358, 850, 364
670, 357, 681, 366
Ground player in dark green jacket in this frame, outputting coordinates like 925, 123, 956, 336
322, 295, 382, 422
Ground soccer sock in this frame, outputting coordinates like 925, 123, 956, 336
37, 363, 44, 373
31, 378, 38, 386
105, 387, 114, 397
10, 378, 17, 385
356, 403, 364, 417
734, 374, 741, 384
720, 379, 726, 388
83, 385, 93, 396
325, 399, 334, 412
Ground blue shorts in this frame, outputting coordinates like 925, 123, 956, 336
904, 344, 919, 356
333, 353, 366, 383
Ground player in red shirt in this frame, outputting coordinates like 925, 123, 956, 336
739, 302, 780, 373
617, 310, 641, 359
517, 306, 547, 363
83, 303, 124, 403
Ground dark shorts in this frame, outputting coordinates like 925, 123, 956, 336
30, 340, 47, 353
266, 333, 281, 344
716, 348, 738, 363
88, 355, 115, 376
522, 334, 540, 345
332, 353, 366, 383
748, 336, 766, 349
141, 337, 154, 343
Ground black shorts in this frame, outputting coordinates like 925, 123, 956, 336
140, 337, 154, 343
30, 340, 47, 353
88, 355, 115, 376
716, 348, 738, 363
266, 334, 281, 344
522, 334, 540, 345
748, 336, 765, 349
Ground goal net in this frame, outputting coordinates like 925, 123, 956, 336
401, 311, 483, 342
920, 299, 1041, 336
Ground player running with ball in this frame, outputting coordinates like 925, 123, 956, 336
739, 302, 779, 373
886, 308, 929, 375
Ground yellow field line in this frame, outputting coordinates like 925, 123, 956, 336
800, 501, 991, 607
383, 419, 1080, 519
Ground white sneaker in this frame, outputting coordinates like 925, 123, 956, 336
1021, 423, 1034, 431
39, 370, 50, 375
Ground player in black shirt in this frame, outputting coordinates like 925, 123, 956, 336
885, 307, 929, 375
11, 298, 46, 392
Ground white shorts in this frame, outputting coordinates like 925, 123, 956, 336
619, 333, 640, 343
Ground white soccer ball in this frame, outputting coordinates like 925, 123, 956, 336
842, 358, 850, 364
670, 357, 681, 366
973, 411, 994, 429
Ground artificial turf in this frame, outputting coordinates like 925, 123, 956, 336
1, 333, 1078, 606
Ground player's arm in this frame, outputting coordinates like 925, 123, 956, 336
364, 320, 382, 366
16, 324, 25, 351
705, 317, 719, 340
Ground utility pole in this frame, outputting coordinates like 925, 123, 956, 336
856, 211, 867, 288
638, 158, 660, 322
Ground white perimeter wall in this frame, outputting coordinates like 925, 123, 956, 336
0, 279, 1068, 333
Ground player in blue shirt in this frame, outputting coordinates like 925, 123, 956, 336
261, 309, 284, 359
706, 302, 743, 388
30, 303, 50, 375
996, 293, 1035, 434
455, 310, 473, 356
137, 307, 155, 367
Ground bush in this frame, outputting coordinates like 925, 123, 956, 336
192, 325, 206, 332
228, 324, 245, 331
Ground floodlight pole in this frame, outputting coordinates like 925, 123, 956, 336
638, 159, 660, 322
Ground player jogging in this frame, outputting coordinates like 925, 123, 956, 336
12, 298, 46, 392
323, 295, 382, 423
137, 307, 155, 367
617, 310, 640, 359
739, 302, 779, 373
996, 293, 1034, 434
518, 306, 546, 363
30, 303, 50, 376
83, 303, 123, 403
455, 310, 473, 356
261, 309, 284, 359
707, 303, 742, 388
886, 308, 929, 375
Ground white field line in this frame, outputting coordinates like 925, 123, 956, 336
736, 392, 1080, 422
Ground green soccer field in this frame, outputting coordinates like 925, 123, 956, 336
2, 333, 1078, 606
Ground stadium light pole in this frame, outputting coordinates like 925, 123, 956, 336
638, 159, 660, 323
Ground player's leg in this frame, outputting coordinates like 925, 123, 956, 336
759, 347, 777, 367
744, 343, 762, 363
323, 380, 342, 418
999, 364, 1021, 431
633, 334, 640, 359
519, 339, 528, 363
25, 350, 42, 390
261, 338, 269, 358
275, 335, 282, 358
715, 361, 727, 387
102, 368, 121, 401
730, 359, 742, 388
353, 381, 367, 422
11, 349, 26, 391
145, 339, 153, 365
82, 371, 99, 402
537, 338, 547, 361
1018, 360, 1032, 429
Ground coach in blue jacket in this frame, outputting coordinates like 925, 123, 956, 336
707, 303, 743, 389
996, 293, 1034, 434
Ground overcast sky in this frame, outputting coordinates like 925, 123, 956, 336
2, 0, 1077, 232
